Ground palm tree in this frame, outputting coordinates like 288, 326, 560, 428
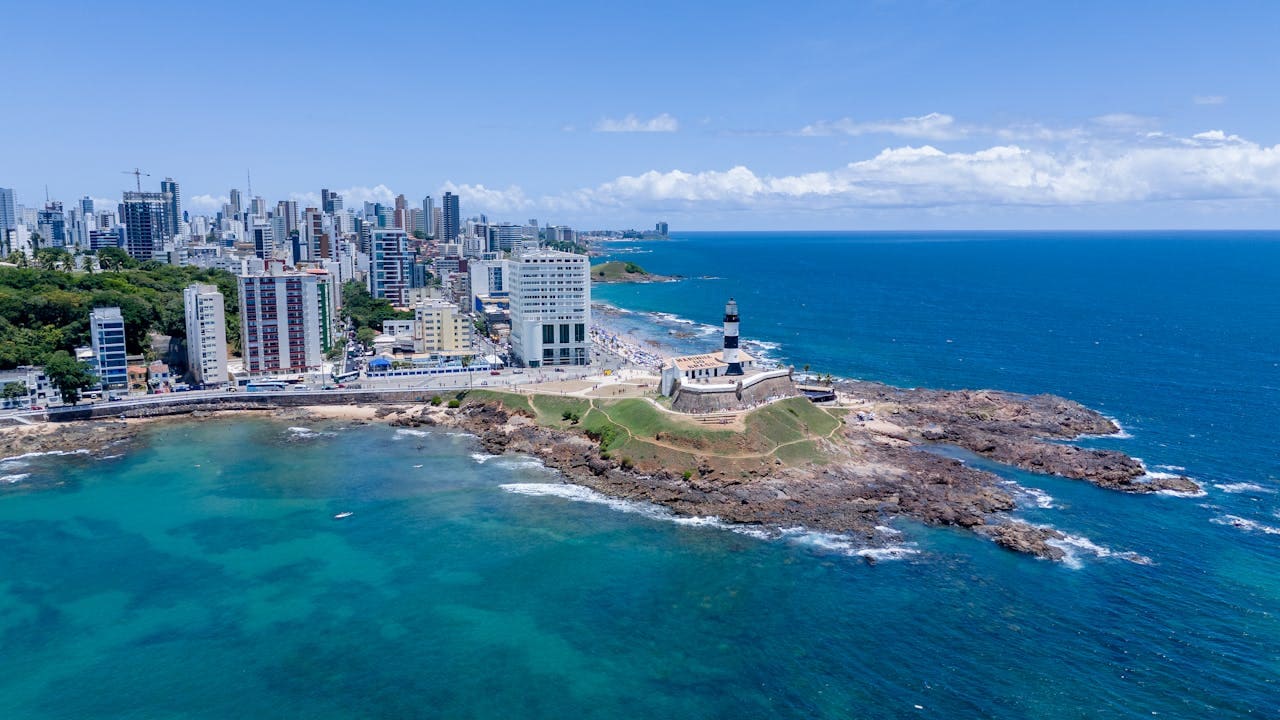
461, 354, 473, 390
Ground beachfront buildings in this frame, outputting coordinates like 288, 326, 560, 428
508, 246, 591, 367
89, 306, 128, 389
237, 268, 335, 376
183, 283, 228, 387
414, 298, 473, 354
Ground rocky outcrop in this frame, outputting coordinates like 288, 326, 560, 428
836, 382, 1200, 494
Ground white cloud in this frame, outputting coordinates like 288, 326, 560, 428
797, 112, 963, 140
440, 182, 532, 214
594, 113, 679, 133
187, 193, 229, 213
1193, 95, 1226, 105
1091, 113, 1159, 131
486, 129, 1280, 215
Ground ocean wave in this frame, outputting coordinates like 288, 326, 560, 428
471, 452, 498, 464
286, 426, 334, 439
1, 473, 30, 484
1213, 482, 1275, 495
1, 449, 90, 463
1044, 532, 1153, 570
492, 457, 558, 473
394, 428, 432, 438
499, 483, 918, 560
1001, 481, 1056, 509
1211, 515, 1280, 536
1215, 513, 1280, 535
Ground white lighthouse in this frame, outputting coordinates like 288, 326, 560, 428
722, 298, 743, 376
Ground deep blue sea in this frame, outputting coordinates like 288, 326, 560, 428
3, 231, 1278, 718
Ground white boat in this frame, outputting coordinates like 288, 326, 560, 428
333, 512, 354, 520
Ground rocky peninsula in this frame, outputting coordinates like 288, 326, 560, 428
383, 383, 1198, 562
1, 380, 1198, 563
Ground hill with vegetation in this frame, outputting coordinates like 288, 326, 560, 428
0, 248, 239, 369
590, 261, 675, 283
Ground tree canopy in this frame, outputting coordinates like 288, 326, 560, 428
44, 350, 97, 405
0, 260, 239, 369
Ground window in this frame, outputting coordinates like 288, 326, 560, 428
560, 324, 570, 344
542, 324, 555, 344
574, 323, 585, 342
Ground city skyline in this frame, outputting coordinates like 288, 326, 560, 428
2, 1, 1279, 230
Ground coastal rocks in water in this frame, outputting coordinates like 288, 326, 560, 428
0, 420, 137, 461
836, 382, 1202, 494
978, 522, 1068, 561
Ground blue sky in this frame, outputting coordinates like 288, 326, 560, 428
2, 0, 1278, 230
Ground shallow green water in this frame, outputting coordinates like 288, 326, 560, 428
1, 417, 1276, 718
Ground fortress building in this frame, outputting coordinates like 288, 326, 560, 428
659, 298, 797, 413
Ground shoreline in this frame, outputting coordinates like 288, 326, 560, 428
0, 386, 1201, 564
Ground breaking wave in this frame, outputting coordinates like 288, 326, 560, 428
1044, 532, 1153, 570
499, 483, 917, 560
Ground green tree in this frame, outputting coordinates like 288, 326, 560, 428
95, 247, 137, 271
411, 230, 426, 240
44, 350, 97, 405
356, 327, 377, 347
2, 380, 27, 400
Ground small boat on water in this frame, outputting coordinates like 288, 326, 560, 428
333, 512, 354, 520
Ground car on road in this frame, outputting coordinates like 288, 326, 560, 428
489, 370, 500, 375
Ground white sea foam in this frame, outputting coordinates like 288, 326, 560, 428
1045, 532, 1153, 570
499, 483, 918, 560
1155, 464, 1187, 472
98, 453, 125, 461
493, 457, 558, 473
1001, 480, 1056, 509
1213, 482, 1276, 495
1, 473, 30, 484
393, 428, 432, 438
1211, 515, 1280, 535
1, 449, 90, 463
471, 452, 498, 464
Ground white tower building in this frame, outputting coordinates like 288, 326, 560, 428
722, 298, 743, 376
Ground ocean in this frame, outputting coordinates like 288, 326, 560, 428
2, 231, 1278, 718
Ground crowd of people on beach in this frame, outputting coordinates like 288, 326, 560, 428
589, 326, 664, 372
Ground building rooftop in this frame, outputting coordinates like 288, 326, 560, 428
668, 349, 755, 372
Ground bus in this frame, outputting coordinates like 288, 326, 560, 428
245, 380, 288, 393
332, 369, 359, 383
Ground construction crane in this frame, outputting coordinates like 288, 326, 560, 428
121, 167, 151, 192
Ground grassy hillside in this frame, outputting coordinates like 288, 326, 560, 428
466, 391, 841, 472
590, 261, 661, 282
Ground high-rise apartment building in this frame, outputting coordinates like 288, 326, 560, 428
441, 192, 460, 243
0, 188, 14, 231
121, 192, 168, 261
160, 178, 181, 238
89, 306, 129, 389
422, 196, 434, 237
237, 268, 333, 375
37, 202, 67, 247
508, 247, 591, 367
369, 227, 409, 305
183, 283, 228, 387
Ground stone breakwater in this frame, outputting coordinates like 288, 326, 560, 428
390, 387, 1200, 562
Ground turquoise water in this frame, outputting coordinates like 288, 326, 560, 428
4, 232, 1279, 717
